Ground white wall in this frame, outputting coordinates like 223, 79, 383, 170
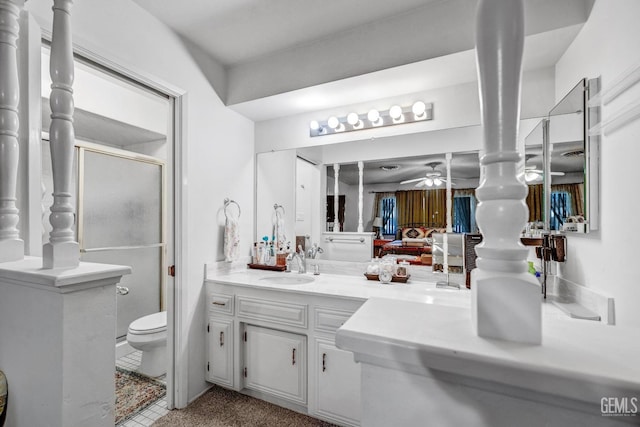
25, 0, 255, 404
554, 0, 640, 327
295, 158, 322, 245
255, 68, 555, 154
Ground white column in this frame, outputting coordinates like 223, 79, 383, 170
443, 153, 452, 275
332, 163, 340, 232
472, 0, 541, 344
357, 161, 364, 233
0, 0, 24, 262
43, 0, 80, 268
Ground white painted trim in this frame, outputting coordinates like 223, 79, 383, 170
171, 93, 190, 409
588, 62, 640, 107
38, 29, 190, 410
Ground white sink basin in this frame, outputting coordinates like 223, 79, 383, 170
259, 275, 315, 285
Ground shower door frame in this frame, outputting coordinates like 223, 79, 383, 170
76, 141, 168, 316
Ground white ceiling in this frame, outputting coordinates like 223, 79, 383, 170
133, 0, 594, 121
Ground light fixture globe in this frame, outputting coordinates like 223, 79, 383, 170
433, 178, 442, 186
327, 116, 340, 129
425, 178, 434, 187
347, 112, 359, 126
412, 101, 427, 117
389, 105, 403, 120
367, 109, 380, 123
309, 120, 320, 131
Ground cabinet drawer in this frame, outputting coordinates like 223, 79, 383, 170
314, 307, 354, 334
237, 296, 307, 328
208, 293, 234, 315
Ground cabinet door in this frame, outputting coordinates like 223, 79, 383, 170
207, 317, 233, 387
244, 325, 306, 405
315, 338, 361, 426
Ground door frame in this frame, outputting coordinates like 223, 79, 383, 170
65, 41, 189, 409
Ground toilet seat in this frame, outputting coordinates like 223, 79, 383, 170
128, 311, 167, 335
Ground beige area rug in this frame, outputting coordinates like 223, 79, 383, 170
152, 385, 337, 427
116, 367, 166, 424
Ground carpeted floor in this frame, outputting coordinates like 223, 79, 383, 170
115, 367, 166, 424
152, 385, 337, 427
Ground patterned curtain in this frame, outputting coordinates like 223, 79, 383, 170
526, 184, 544, 222
395, 189, 446, 228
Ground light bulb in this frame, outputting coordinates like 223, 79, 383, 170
412, 101, 426, 117
367, 109, 380, 123
347, 112, 359, 126
327, 116, 340, 129
425, 178, 433, 187
433, 178, 442, 186
389, 105, 403, 120
309, 120, 320, 131
525, 171, 539, 182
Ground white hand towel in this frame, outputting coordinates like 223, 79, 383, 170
224, 216, 240, 262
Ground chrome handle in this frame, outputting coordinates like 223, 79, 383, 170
116, 286, 129, 295
219, 331, 224, 347
322, 352, 326, 372
212, 301, 226, 306
292, 348, 296, 365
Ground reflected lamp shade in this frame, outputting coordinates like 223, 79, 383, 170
373, 217, 383, 227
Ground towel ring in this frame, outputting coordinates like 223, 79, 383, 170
224, 198, 241, 218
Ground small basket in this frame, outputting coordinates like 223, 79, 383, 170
364, 273, 410, 283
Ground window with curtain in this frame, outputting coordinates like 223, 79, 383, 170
550, 191, 571, 230
379, 196, 397, 236
453, 196, 472, 233
395, 189, 446, 228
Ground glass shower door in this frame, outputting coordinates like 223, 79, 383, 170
78, 145, 166, 340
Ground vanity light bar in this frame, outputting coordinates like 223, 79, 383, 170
309, 102, 434, 137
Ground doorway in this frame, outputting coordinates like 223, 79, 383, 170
39, 44, 184, 410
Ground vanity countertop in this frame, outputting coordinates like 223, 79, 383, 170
336, 297, 640, 405
205, 267, 471, 308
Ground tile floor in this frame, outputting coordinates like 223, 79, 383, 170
116, 350, 169, 427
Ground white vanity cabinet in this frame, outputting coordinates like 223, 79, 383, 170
314, 337, 362, 425
205, 279, 364, 426
206, 317, 233, 387
243, 325, 306, 405
206, 292, 235, 387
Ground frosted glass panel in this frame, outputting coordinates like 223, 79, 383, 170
82, 151, 162, 249
82, 247, 162, 339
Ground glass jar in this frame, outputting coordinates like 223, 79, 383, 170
366, 258, 381, 275
396, 261, 409, 278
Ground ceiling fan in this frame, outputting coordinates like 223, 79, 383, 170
400, 162, 452, 187
523, 165, 565, 182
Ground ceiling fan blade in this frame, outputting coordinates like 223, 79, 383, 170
550, 171, 565, 176
414, 180, 426, 187
400, 177, 426, 184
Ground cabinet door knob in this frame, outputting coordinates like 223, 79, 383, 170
292, 348, 296, 365
219, 331, 224, 347
322, 352, 327, 372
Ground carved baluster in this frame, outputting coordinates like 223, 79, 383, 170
0, 0, 24, 262
357, 161, 364, 233
43, 0, 79, 268
472, 0, 541, 344
332, 164, 340, 232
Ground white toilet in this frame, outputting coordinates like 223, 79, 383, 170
126, 311, 167, 377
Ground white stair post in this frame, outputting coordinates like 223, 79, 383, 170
332, 163, 340, 232
357, 161, 364, 233
43, 0, 80, 269
472, 0, 541, 344
0, 0, 24, 262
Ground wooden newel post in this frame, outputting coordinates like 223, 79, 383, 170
472, 0, 541, 344
43, 0, 79, 269
0, 0, 24, 263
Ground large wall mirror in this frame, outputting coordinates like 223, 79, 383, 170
255, 118, 563, 263
546, 78, 598, 233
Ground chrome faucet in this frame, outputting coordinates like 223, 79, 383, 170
306, 243, 324, 259
287, 245, 306, 274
